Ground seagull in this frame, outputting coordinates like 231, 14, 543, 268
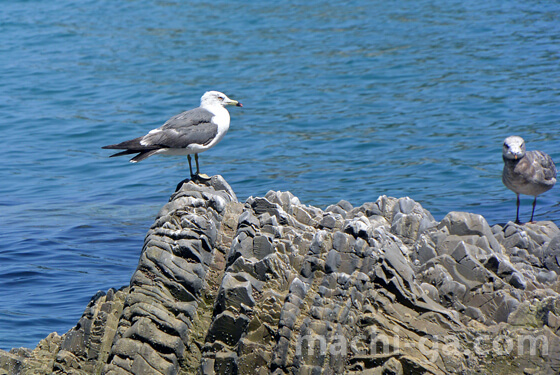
102, 91, 242, 179
502, 135, 556, 224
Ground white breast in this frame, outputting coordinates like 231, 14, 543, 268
189, 104, 231, 152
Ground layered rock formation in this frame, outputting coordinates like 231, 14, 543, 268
2, 176, 560, 375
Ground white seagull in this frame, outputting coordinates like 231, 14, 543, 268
502, 135, 556, 224
103, 91, 242, 179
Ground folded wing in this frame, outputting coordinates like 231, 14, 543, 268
102, 108, 217, 162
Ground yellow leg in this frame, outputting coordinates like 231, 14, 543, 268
195, 154, 210, 180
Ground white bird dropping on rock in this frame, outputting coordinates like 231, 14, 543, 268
103, 91, 242, 179
502, 135, 556, 224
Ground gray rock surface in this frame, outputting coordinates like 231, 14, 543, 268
1, 177, 559, 374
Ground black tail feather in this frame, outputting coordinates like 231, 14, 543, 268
102, 136, 145, 150
103, 136, 163, 162
130, 149, 161, 163
108, 150, 138, 158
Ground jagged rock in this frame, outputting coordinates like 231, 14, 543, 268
2, 176, 560, 375
389, 197, 437, 242
543, 233, 560, 274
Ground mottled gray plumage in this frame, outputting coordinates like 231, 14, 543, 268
102, 91, 242, 177
502, 135, 556, 223
141, 108, 218, 149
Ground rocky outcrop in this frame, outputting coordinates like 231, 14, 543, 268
2, 176, 560, 374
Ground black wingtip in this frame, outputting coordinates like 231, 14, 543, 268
108, 150, 137, 158
129, 149, 161, 163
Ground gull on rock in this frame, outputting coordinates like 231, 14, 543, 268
102, 91, 242, 179
502, 135, 556, 224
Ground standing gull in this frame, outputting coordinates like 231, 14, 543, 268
502, 135, 556, 224
102, 91, 242, 179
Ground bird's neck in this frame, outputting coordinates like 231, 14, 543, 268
204, 104, 230, 131
202, 103, 228, 117
503, 155, 521, 167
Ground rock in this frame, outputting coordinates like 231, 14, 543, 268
2, 175, 559, 375
215, 272, 256, 314
543, 234, 560, 274
389, 197, 437, 242
537, 270, 558, 284
439, 211, 503, 254
207, 310, 251, 346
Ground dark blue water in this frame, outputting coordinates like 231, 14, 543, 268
1, 0, 559, 350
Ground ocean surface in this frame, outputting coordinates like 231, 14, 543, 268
1, 0, 559, 350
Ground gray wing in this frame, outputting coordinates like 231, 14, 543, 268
141, 107, 218, 148
534, 151, 557, 181
526, 151, 557, 184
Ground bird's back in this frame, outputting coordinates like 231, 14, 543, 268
503, 150, 556, 196
161, 107, 215, 130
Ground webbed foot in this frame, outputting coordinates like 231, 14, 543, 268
192, 173, 211, 181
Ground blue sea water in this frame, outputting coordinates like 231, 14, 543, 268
1, 0, 559, 350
